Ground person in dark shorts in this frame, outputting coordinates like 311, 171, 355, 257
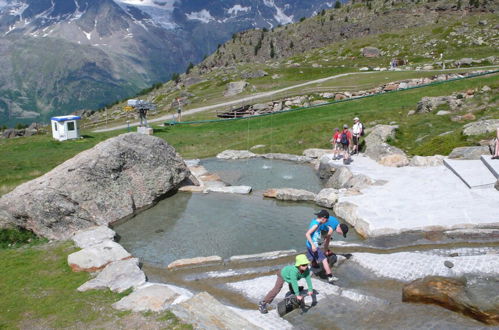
305, 210, 338, 283
339, 124, 352, 164
258, 254, 314, 314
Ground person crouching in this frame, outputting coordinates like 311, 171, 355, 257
258, 254, 314, 314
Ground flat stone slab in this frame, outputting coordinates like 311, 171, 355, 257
229, 250, 296, 263
352, 248, 499, 282
481, 155, 499, 179
71, 226, 116, 249
68, 241, 131, 272
228, 306, 293, 330
77, 258, 146, 293
113, 283, 191, 312
167, 256, 223, 270
172, 292, 261, 330
204, 186, 252, 194
327, 155, 499, 237
226, 274, 387, 317
444, 159, 497, 188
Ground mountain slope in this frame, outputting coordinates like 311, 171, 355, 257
0, 0, 333, 126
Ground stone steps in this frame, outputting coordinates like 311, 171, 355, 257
443, 158, 497, 189
481, 155, 499, 179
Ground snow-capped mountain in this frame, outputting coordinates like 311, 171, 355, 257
0, 0, 334, 125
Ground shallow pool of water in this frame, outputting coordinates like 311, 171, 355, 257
201, 158, 322, 192
114, 158, 360, 266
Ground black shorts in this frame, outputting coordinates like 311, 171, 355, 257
353, 136, 359, 145
341, 143, 349, 151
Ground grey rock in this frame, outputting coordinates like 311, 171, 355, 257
113, 284, 184, 312
462, 119, 499, 136
481, 85, 491, 92
318, 155, 342, 180
416, 96, 448, 114
436, 110, 452, 116
444, 260, 454, 269
72, 226, 116, 249
409, 155, 445, 167
229, 250, 296, 262
326, 167, 353, 189
172, 292, 260, 330
276, 188, 316, 201
366, 143, 409, 167
252, 103, 269, 111
216, 150, 256, 160
303, 148, 333, 159
495, 180, 499, 191
0, 133, 189, 240
240, 70, 268, 79
314, 188, 339, 208
261, 153, 312, 163
204, 186, 252, 194
184, 159, 201, 167
77, 258, 146, 293
346, 174, 374, 190
67, 240, 131, 272
448, 146, 490, 160
365, 125, 398, 146
361, 47, 381, 58
2, 128, 18, 139
167, 256, 223, 269
224, 81, 248, 97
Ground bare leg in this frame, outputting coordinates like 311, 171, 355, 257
322, 258, 332, 276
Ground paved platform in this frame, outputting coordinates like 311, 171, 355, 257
481, 155, 499, 179
443, 159, 497, 188
328, 155, 499, 237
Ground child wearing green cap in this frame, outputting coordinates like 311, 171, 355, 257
258, 254, 314, 314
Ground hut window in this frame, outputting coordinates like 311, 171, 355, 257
67, 121, 75, 131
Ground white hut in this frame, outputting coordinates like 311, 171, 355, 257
51, 115, 81, 141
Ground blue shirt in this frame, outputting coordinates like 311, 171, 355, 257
306, 219, 322, 248
320, 216, 339, 233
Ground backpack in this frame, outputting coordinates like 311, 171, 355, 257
359, 123, 365, 136
340, 131, 349, 145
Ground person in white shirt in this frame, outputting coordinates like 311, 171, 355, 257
352, 117, 363, 155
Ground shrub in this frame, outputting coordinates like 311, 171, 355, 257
335, 1, 341, 9
0, 228, 44, 249
300, 17, 306, 22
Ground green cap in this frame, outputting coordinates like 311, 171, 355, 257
295, 254, 310, 267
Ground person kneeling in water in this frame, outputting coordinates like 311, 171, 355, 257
258, 254, 313, 314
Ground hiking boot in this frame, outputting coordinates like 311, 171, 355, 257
258, 301, 268, 314
327, 275, 339, 283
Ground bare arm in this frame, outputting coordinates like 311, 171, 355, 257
305, 225, 319, 252
323, 227, 333, 252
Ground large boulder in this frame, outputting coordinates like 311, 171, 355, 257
361, 47, 381, 57
364, 124, 398, 146
224, 81, 248, 97
402, 276, 499, 325
314, 188, 339, 208
325, 167, 353, 189
462, 119, 499, 136
448, 146, 490, 160
0, 133, 189, 240
366, 143, 409, 167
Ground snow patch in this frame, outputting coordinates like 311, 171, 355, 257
262, 0, 293, 25
186, 9, 215, 23
227, 5, 251, 16
83, 30, 91, 40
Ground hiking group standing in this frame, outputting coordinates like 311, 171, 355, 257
331, 117, 364, 164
